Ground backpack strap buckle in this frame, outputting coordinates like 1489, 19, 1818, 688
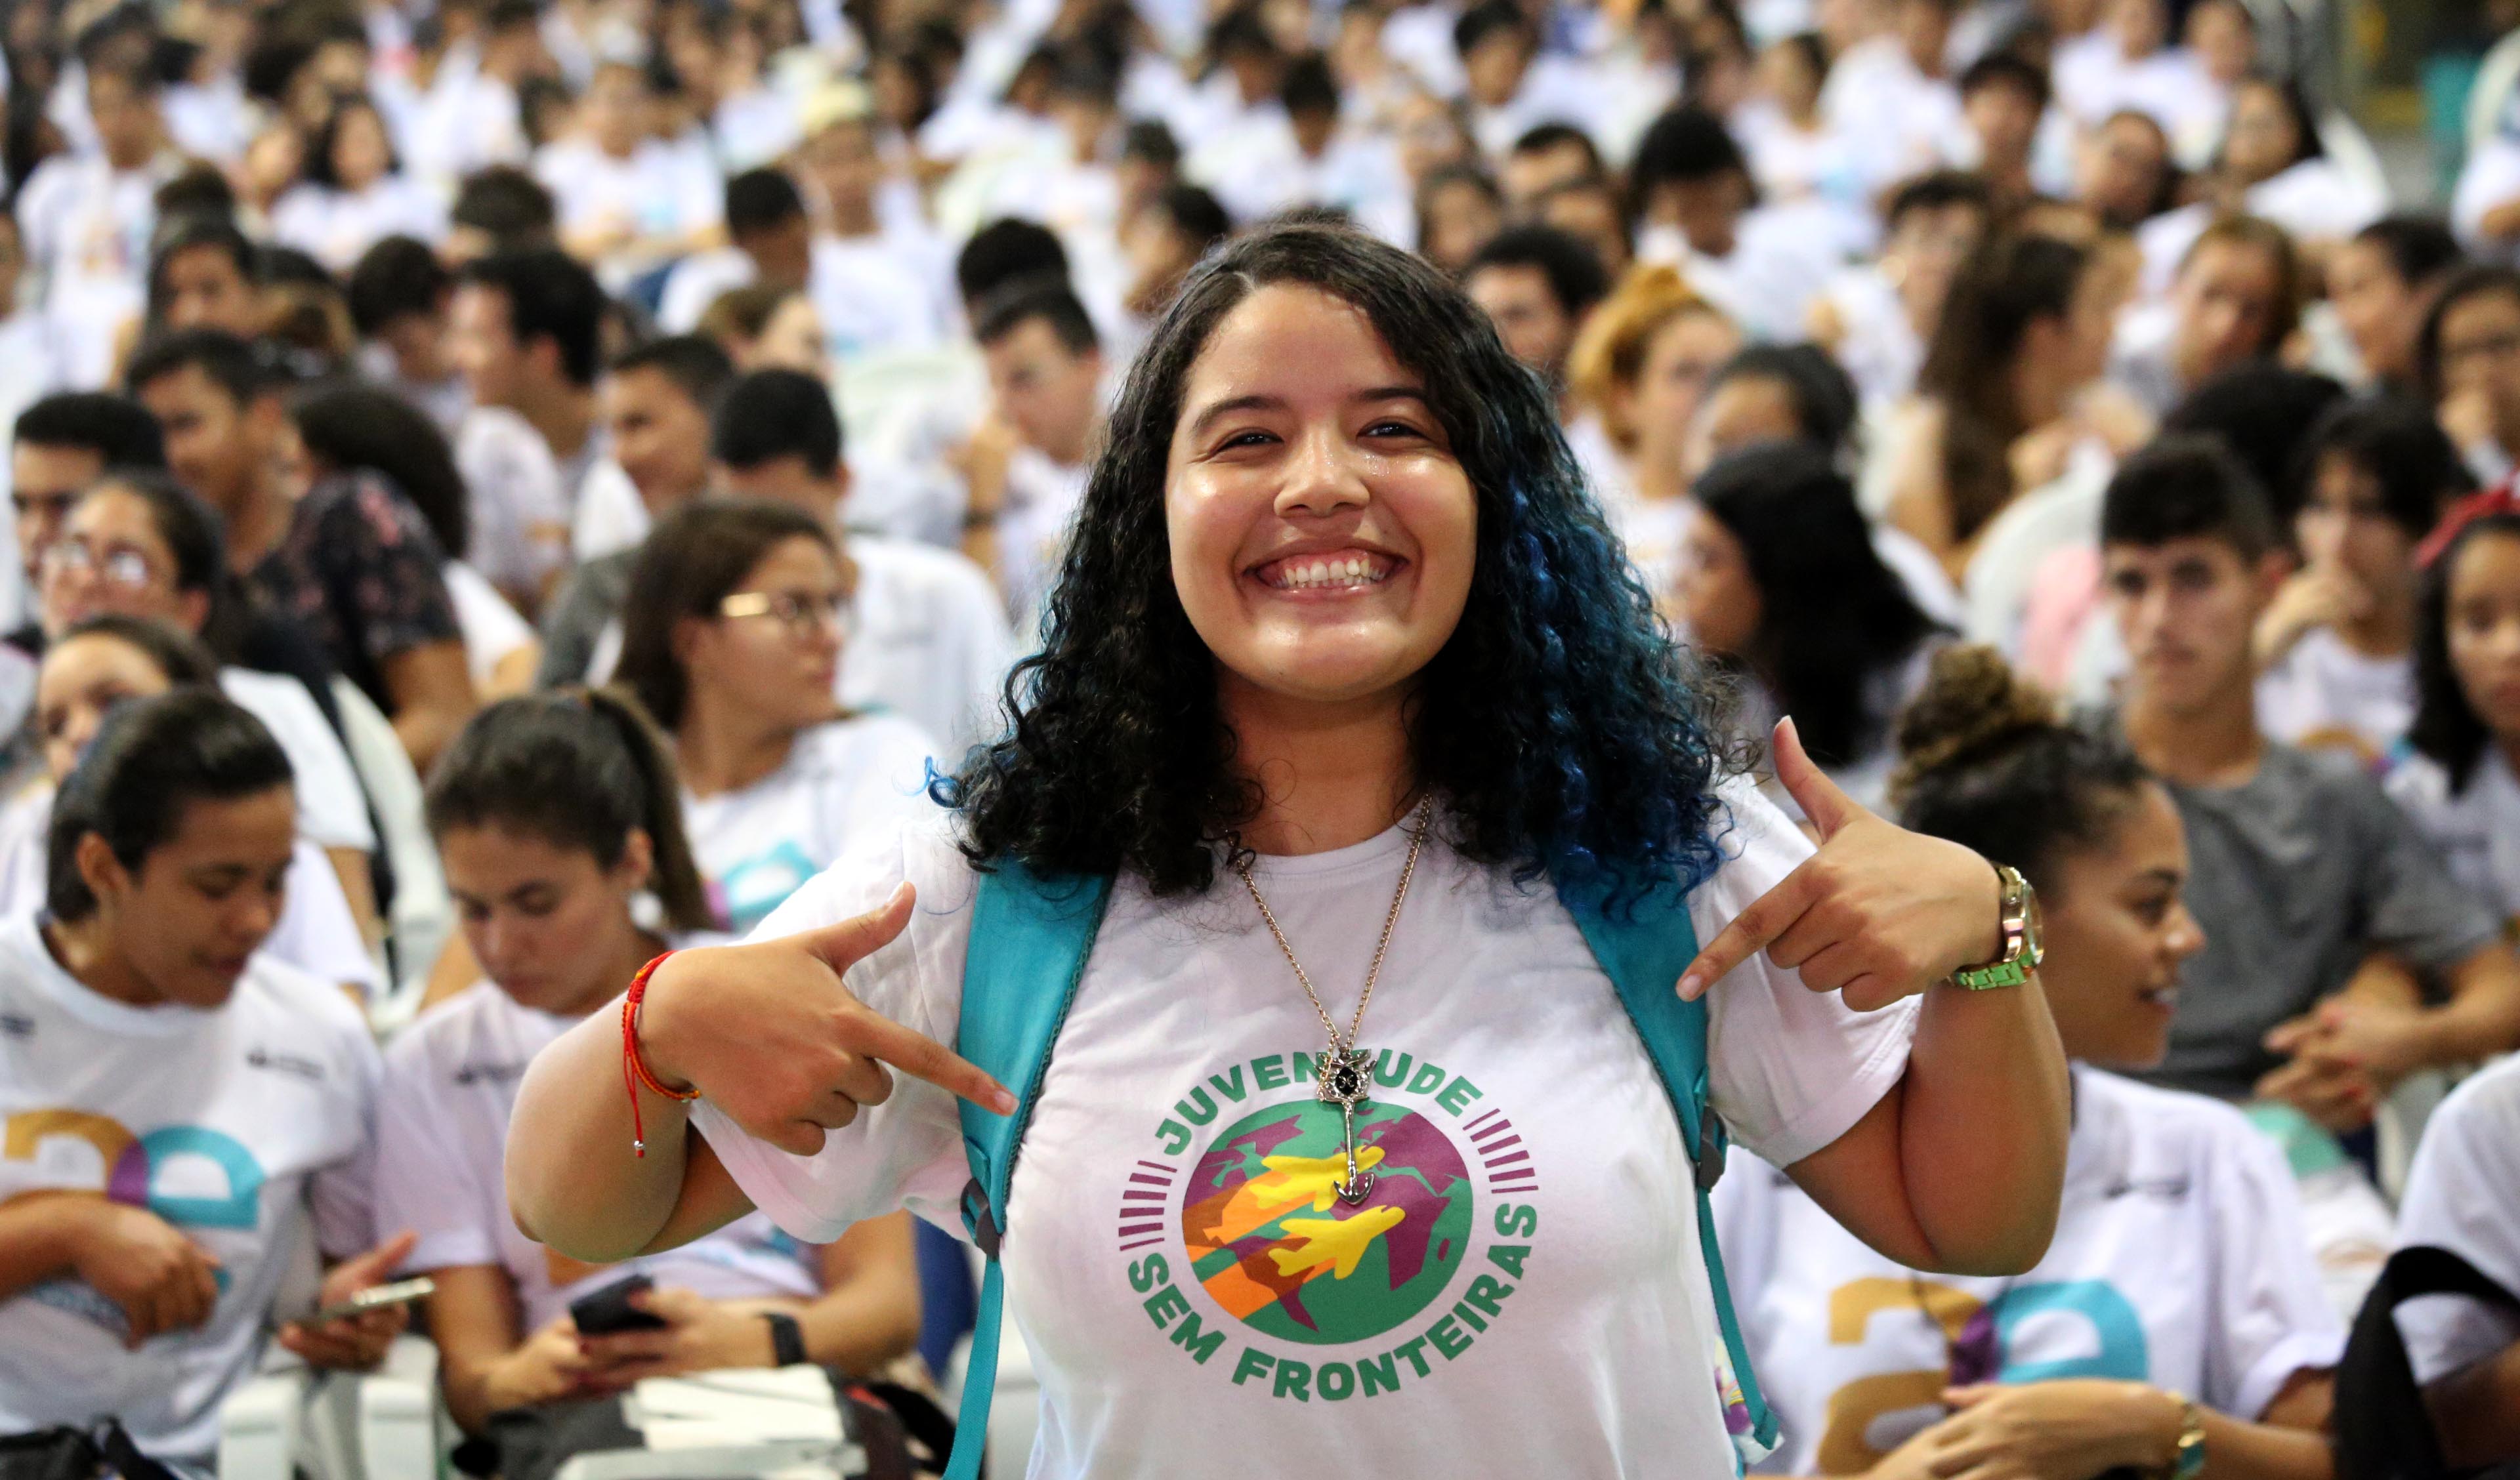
1694, 1111, 1727, 1194
959, 1178, 1003, 1259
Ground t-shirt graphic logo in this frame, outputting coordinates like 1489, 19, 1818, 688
715, 840, 820, 934
1120, 1047, 1540, 1405
1183, 1101, 1472, 1346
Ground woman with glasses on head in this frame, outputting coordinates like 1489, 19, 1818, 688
614, 499, 939, 935
1716, 645, 2342, 1480
35, 472, 383, 955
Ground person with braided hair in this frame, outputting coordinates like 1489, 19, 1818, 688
1717, 644, 2343, 1480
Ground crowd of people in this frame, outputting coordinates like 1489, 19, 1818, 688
0, 0, 2519, 1472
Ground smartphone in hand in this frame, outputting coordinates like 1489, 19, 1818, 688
308, 1275, 436, 1326
570, 1273, 667, 1334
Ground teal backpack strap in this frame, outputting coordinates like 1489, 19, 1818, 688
1561, 876, 1781, 1465
949, 861, 1112, 1480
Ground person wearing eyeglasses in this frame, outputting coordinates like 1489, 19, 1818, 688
612, 499, 938, 935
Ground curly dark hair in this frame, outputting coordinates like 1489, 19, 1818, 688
944, 223, 1735, 899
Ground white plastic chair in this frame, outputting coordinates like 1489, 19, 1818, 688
2315, 110, 2393, 211
2469, 30, 2520, 155
327, 679, 451, 1034
215, 1335, 444, 1480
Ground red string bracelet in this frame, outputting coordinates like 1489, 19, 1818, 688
621, 952, 696, 1157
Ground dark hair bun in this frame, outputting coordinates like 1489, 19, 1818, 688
1890, 645, 2057, 806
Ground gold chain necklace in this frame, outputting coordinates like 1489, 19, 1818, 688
1234, 797, 1434, 1206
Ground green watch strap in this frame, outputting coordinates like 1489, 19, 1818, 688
1949, 958, 2029, 991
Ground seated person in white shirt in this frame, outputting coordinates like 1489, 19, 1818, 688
657, 168, 820, 335
442, 165, 561, 268
270, 93, 448, 275
2255, 398, 2469, 763
1452, 0, 1588, 163
347, 236, 468, 432
2389, 1052, 2520, 1469
1414, 160, 1507, 276
712, 367, 1017, 760
2387, 500, 2520, 929
0, 688, 410, 1465
2418, 264, 2520, 488
1719, 644, 2341, 1480
963, 281, 1105, 627
1463, 223, 1610, 417
1625, 105, 1841, 342
381, 690, 920, 1435
1, 617, 375, 999
1956, 51, 2049, 213
1121, 183, 1230, 327
564, 333, 736, 563
2076, 108, 2181, 234
614, 500, 940, 934
1501, 122, 1603, 215
535, 59, 724, 278
35, 472, 383, 941
448, 247, 608, 517
2112, 215, 2302, 419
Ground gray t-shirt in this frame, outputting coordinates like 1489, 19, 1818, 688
2154, 741, 2501, 1099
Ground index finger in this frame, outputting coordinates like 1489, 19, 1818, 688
843, 1008, 1017, 1114
1677, 863, 1820, 1001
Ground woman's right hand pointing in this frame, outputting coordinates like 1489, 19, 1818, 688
637, 882, 1017, 1156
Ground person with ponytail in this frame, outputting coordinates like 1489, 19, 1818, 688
377, 689, 919, 1437
1718, 645, 2343, 1480
0, 688, 410, 1464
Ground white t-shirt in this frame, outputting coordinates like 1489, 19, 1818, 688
691, 785, 1921, 1480
0, 785, 379, 1000
454, 404, 572, 598
684, 714, 942, 935
841, 536, 1018, 760
443, 559, 537, 691
268, 176, 448, 275
378, 981, 820, 1334
2392, 1054, 2520, 1383
0, 914, 380, 1460
18, 152, 173, 389
2255, 627, 2416, 762
569, 458, 648, 564
2452, 134, 2520, 264
993, 447, 1091, 634
221, 667, 379, 855
534, 138, 723, 275
1717, 1065, 2344, 1475
2384, 747, 2520, 928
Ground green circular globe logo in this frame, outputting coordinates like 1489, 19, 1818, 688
1179, 1101, 1475, 1346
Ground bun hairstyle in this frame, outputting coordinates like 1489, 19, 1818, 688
1890, 646, 2150, 894
423, 686, 713, 934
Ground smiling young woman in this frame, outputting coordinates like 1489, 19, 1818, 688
507, 224, 2072, 1478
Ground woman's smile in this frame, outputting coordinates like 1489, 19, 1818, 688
1248, 544, 1404, 596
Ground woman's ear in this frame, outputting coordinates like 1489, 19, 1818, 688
75, 832, 131, 914
616, 827, 656, 895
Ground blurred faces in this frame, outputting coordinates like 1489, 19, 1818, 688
1461, 29, 1532, 110
1964, 77, 2044, 175
1753, 39, 1823, 121
1164, 285, 1476, 712
983, 316, 1104, 467
2104, 535, 2280, 715
442, 823, 653, 1016
2185, 0, 2256, 85
1538, 184, 1631, 281
2076, 112, 2170, 228
1650, 174, 1750, 260
747, 293, 829, 375
448, 283, 530, 407
1465, 264, 1574, 383
87, 70, 160, 169
715, 452, 846, 520
2446, 529, 2520, 744
584, 64, 650, 157
2107, 0, 2167, 58
1629, 307, 1744, 481
2327, 238, 2426, 386
679, 535, 849, 734
1418, 176, 1503, 275
1884, 201, 1986, 329
2296, 452, 2419, 608
2170, 237, 2284, 390
1500, 137, 1596, 213
37, 628, 170, 784
11, 443, 106, 588
1396, 94, 1470, 187
1893, 0, 1953, 72
330, 103, 393, 192
798, 118, 883, 232
602, 365, 716, 507
40, 485, 206, 637
2220, 81, 2301, 186
136, 365, 277, 517
1687, 372, 1804, 480
2037, 782, 2206, 1069
2435, 287, 2520, 454
1674, 506, 1760, 655
159, 244, 261, 336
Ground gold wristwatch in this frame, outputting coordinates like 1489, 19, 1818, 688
2159, 1394, 2206, 1480
1949, 864, 2043, 991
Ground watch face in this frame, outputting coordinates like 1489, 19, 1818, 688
2020, 878, 2046, 968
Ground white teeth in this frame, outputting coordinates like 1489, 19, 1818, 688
1267, 555, 1391, 590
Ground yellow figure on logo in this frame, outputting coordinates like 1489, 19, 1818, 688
1268, 1205, 1406, 1281
1255, 1147, 1389, 1214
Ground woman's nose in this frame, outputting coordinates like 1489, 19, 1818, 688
1274, 429, 1370, 518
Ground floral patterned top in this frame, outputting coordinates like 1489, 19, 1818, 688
249, 469, 460, 710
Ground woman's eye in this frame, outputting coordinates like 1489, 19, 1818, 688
1364, 420, 1421, 439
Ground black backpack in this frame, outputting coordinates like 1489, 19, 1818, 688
2336, 1244, 2520, 1480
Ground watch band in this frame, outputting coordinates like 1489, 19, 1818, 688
763, 1310, 808, 1368
2162, 1395, 2206, 1480
1949, 864, 2034, 991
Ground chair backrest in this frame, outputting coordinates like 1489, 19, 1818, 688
327, 679, 449, 1030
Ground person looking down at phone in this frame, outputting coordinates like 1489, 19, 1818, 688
375, 690, 919, 1435
0, 689, 409, 1464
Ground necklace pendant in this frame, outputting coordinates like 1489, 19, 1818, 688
1315, 1046, 1377, 1204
